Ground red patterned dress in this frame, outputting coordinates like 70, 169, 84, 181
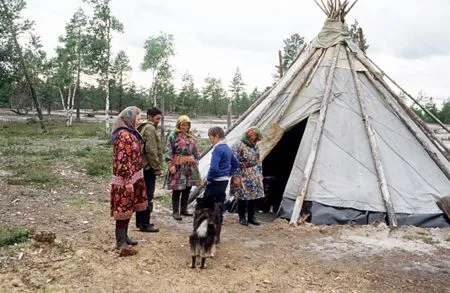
110, 129, 147, 220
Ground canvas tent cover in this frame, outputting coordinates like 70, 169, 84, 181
195, 18, 450, 227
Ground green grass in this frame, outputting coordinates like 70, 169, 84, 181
0, 121, 208, 189
68, 197, 88, 207
0, 121, 107, 139
0, 121, 111, 188
156, 193, 172, 207
0, 225, 30, 248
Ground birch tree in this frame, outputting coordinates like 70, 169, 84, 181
84, 0, 123, 135
111, 50, 131, 112
141, 33, 174, 106
0, 0, 46, 131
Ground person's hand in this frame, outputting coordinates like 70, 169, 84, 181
169, 165, 176, 174
125, 183, 134, 194
232, 176, 241, 186
154, 170, 162, 176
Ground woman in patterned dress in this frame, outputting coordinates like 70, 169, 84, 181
110, 106, 147, 255
164, 115, 202, 220
230, 127, 264, 226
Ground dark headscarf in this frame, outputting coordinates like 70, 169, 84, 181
241, 126, 263, 147
110, 106, 143, 144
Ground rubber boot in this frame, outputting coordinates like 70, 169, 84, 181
247, 200, 260, 226
138, 207, 159, 232
172, 192, 182, 221
180, 190, 193, 216
115, 228, 136, 256
125, 220, 138, 245
237, 199, 248, 226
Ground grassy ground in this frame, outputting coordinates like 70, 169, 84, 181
0, 121, 210, 190
2, 120, 450, 293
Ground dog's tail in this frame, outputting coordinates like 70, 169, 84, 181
196, 219, 208, 238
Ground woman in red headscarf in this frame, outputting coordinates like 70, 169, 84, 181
110, 106, 147, 255
230, 127, 264, 226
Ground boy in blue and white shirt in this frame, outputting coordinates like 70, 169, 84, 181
204, 126, 239, 243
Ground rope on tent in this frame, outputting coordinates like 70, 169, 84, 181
346, 48, 398, 227
289, 43, 341, 225
364, 55, 450, 135
355, 54, 450, 158
361, 70, 450, 180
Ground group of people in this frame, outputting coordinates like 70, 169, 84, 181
109, 106, 265, 255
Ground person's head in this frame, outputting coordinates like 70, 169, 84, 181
243, 126, 262, 146
208, 126, 225, 145
110, 106, 142, 143
117, 106, 142, 129
147, 107, 162, 126
176, 115, 191, 133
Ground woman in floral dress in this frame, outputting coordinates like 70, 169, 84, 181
110, 106, 147, 255
164, 115, 201, 220
230, 127, 264, 226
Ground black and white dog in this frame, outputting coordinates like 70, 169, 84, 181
189, 196, 221, 269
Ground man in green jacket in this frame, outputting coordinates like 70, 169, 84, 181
136, 107, 163, 233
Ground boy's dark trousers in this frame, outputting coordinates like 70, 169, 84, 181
204, 180, 228, 224
135, 169, 159, 232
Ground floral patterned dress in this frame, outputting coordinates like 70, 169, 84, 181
164, 131, 202, 190
110, 129, 147, 220
230, 140, 264, 201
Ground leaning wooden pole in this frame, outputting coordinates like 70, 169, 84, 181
289, 44, 307, 70
347, 49, 398, 227
289, 44, 341, 225
364, 55, 450, 135
251, 48, 322, 128
363, 71, 450, 180
355, 54, 450, 156
275, 49, 325, 124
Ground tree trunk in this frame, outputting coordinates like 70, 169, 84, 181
58, 87, 66, 110
4, 7, 46, 131
75, 28, 82, 122
74, 65, 81, 122
160, 93, 165, 142
105, 18, 112, 136
151, 71, 157, 106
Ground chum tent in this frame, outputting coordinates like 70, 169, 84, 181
192, 0, 450, 228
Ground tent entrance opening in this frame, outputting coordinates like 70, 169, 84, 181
261, 119, 308, 214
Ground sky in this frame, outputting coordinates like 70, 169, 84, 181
23, 0, 450, 103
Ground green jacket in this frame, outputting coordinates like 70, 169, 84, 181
137, 122, 163, 172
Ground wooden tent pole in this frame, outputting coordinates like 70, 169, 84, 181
355, 54, 450, 156
289, 44, 307, 71
306, 48, 326, 87
278, 50, 284, 78
275, 48, 325, 123
347, 49, 398, 227
364, 55, 450, 135
361, 71, 450, 180
250, 48, 322, 127
289, 44, 341, 225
